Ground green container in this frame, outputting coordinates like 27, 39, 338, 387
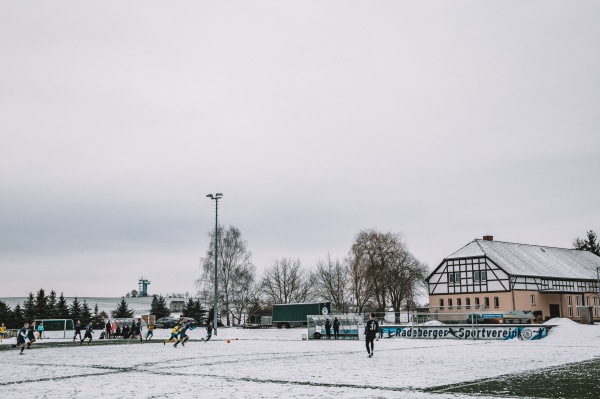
272, 302, 331, 328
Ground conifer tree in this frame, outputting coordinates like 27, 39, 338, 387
81, 299, 92, 324
113, 297, 134, 318
70, 296, 82, 321
47, 290, 57, 318
12, 303, 25, 328
150, 295, 170, 319
0, 301, 13, 328
55, 293, 69, 319
35, 288, 49, 319
92, 304, 104, 328
23, 292, 36, 321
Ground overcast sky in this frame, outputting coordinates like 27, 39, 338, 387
1, 1, 599, 299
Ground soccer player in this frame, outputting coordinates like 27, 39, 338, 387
105, 320, 112, 339
145, 323, 154, 340
16, 322, 29, 355
80, 322, 94, 345
37, 322, 45, 340
364, 313, 379, 358
0, 322, 6, 342
164, 324, 181, 345
204, 320, 214, 343
73, 320, 82, 342
27, 321, 36, 349
175, 321, 195, 347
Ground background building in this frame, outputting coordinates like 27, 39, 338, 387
427, 236, 600, 322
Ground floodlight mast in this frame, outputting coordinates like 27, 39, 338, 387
206, 193, 222, 335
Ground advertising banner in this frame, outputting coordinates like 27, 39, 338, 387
378, 325, 549, 340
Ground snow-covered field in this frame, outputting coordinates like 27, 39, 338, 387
2, 319, 600, 398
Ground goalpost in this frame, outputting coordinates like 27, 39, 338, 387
34, 319, 75, 339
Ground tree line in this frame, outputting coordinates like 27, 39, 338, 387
196, 226, 429, 326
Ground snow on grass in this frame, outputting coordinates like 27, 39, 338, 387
2, 321, 600, 398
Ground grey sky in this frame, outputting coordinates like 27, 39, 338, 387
1, 1, 599, 298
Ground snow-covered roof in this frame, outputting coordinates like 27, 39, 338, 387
445, 239, 600, 280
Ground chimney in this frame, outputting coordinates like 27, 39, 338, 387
483, 235, 493, 241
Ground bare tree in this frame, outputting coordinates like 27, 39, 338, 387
386, 250, 428, 322
351, 229, 399, 311
348, 248, 372, 313
312, 253, 348, 311
260, 257, 313, 304
197, 225, 254, 326
229, 264, 257, 325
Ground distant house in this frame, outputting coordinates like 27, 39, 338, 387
169, 300, 185, 312
427, 236, 600, 321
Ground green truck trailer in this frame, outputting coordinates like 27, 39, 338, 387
272, 302, 331, 328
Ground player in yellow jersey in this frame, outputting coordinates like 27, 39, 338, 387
145, 323, 155, 340
0, 322, 6, 342
163, 324, 180, 345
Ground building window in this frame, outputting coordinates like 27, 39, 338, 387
449, 272, 460, 284
481, 271, 487, 281
466, 297, 471, 309
439, 299, 444, 309
475, 297, 480, 309
576, 296, 580, 317
530, 294, 536, 305
484, 297, 490, 308
494, 297, 500, 308
568, 295, 572, 317
474, 271, 480, 282
448, 298, 453, 309
457, 298, 462, 309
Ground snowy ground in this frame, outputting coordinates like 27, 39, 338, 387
2, 319, 600, 398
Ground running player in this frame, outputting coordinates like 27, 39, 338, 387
73, 320, 82, 342
364, 313, 379, 358
164, 324, 181, 345
16, 322, 29, 355
145, 323, 154, 340
80, 322, 94, 345
26, 320, 36, 349
175, 321, 195, 347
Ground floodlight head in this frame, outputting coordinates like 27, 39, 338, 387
216, 193, 223, 198
206, 194, 213, 198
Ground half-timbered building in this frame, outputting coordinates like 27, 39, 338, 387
427, 236, 600, 321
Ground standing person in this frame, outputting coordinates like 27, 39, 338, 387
37, 322, 45, 340
325, 319, 332, 339
130, 319, 143, 343
73, 320, 82, 342
145, 323, 154, 341
105, 320, 112, 339
16, 322, 29, 355
364, 313, 379, 358
204, 320, 213, 342
26, 321, 36, 349
0, 322, 6, 342
333, 317, 340, 340
80, 322, 94, 345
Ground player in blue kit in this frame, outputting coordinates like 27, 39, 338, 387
16, 322, 29, 355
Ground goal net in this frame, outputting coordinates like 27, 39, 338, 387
34, 319, 75, 339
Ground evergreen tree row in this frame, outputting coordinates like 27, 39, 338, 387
0, 289, 104, 329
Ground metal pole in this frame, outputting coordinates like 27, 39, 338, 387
213, 197, 219, 336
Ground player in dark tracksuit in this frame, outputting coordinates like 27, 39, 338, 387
26, 321, 37, 349
175, 322, 196, 347
204, 321, 213, 342
73, 321, 82, 342
130, 319, 143, 343
80, 322, 93, 345
364, 313, 379, 358
17, 323, 29, 355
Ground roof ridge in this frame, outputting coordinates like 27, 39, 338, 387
475, 239, 579, 252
